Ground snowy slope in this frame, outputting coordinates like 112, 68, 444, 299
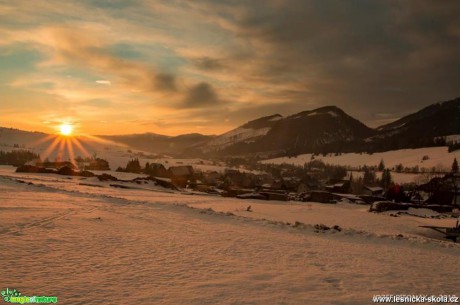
205, 126, 272, 149
203, 114, 282, 152
1, 167, 459, 304
202, 106, 376, 155
262, 147, 460, 171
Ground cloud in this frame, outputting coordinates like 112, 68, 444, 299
96, 80, 111, 85
183, 82, 220, 108
2, 24, 179, 89
1, 0, 459, 135
154, 73, 177, 92
193, 57, 225, 71
209, 0, 460, 124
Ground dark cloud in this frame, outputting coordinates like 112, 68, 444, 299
154, 73, 177, 92
183, 82, 220, 108
3, 0, 459, 135
201, 0, 460, 125
193, 57, 225, 71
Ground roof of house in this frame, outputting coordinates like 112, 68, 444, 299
364, 186, 384, 192
169, 165, 194, 176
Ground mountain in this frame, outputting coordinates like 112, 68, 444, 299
369, 97, 460, 151
2, 97, 459, 158
378, 98, 460, 133
0, 127, 47, 147
203, 106, 376, 157
100, 133, 215, 155
255, 106, 375, 153
199, 98, 460, 157
202, 114, 282, 152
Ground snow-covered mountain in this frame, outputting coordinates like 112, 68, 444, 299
101, 133, 214, 155
2, 97, 459, 158
0, 127, 47, 147
203, 114, 282, 152
201, 106, 375, 156
367, 97, 460, 151
200, 98, 460, 156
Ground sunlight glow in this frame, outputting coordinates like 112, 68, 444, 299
28, 120, 121, 170
59, 124, 73, 136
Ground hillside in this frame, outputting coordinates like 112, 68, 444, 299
202, 98, 460, 157
203, 114, 283, 152
101, 133, 214, 155
368, 97, 460, 151
202, 106, 375, 156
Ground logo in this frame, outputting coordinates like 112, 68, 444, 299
1, 288, 57, 304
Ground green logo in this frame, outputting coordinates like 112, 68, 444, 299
1, 288, 57, 304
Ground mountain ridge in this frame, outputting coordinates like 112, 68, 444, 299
2, 97, 459, 157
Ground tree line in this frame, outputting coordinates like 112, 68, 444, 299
0, 150, 40, 166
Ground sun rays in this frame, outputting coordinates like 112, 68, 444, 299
29, 124, 121, 168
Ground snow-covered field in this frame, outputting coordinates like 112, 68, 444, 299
1, 165, 459, 304
262, 147, 459, 171
348, 171, 438, 184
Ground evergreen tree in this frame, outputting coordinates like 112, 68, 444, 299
363, 166, 376, 185
125, 158, 141, 173
378, 159, 385, 171
380, 169, 392, 188
0, 150, 40, 166
452, 158, 459, 173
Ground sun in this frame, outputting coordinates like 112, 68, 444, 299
59, 124, 73, 136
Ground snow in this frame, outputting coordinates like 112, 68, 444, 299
348, 171, 433, 184
268, 116, 282, 121
388, 122, 406, 130
205, 127, 271, 151
1, 165, 459, 304
306, 111, 338, 117
0, 128, 263, 174
403, 208, 442, 218
262, 147, 459, 171
437, 134, 460, 144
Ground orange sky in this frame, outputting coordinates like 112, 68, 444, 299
1, 1, 459, 136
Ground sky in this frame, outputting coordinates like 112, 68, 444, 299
1, 0, 459, 136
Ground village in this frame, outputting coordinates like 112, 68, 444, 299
9, 149, 459, 217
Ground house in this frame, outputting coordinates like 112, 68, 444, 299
202, 171, 221, 185
419, 173, 459, 206
297, 181, 321, 193
260, 191, 288, 201
82, 158, 110, 170
263, 178, 300, 193
363, 186, 384, 196
308, 191, 334, 203
270, 179, 288, 191
325, 180, 351, 193
168, 165, 195, 187
282, 177, 301, 192
254, 174, 275, 188
223, 171, 255, 188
